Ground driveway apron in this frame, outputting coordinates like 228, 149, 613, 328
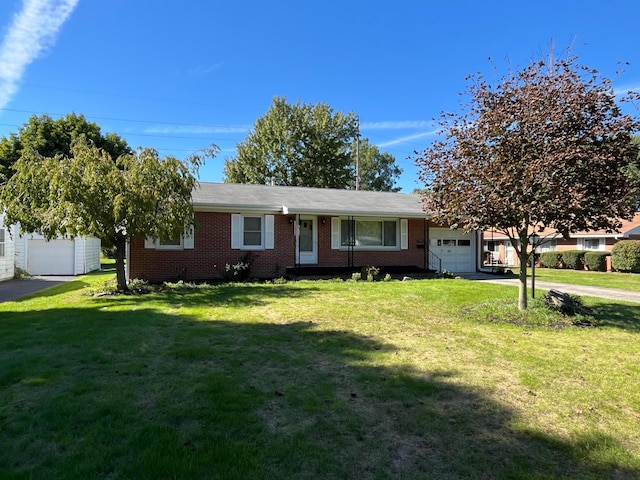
0, 276, 76, 303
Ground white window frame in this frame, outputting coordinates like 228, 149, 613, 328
331, 217, 407, 250
157, 237, 184, 250
242, 215, 264, 249
0, 227, 5, 257
484, 241, 499, 253
582, 238, 602, 251
231, 214, 274, 250
538, 239, 557, 252
144, 232, 194, 250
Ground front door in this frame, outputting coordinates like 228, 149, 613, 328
297, 216, 318, 264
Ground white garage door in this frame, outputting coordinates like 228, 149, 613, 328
430, 229, 475, 273
28, 239, 75, 275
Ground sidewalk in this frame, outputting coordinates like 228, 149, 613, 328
461, 272, 640, 304
0, 276, 76, 303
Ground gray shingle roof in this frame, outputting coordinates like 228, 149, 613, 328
192, 182, 427, 218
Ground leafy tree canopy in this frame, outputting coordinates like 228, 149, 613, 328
0, 113, 218, 291
351, 138, 402, 192
224, 96, 402, 190
0, 113, 130, 182
415, 52, 640, 309
0, 137, 214, 291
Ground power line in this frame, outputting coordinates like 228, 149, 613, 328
0, 107, 249, 131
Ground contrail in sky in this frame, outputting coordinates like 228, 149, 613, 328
0, 0, 80, 110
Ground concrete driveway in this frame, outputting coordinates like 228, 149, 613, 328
0, 275, 77, 303
462, 272, 640, 304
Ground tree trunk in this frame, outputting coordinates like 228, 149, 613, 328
114, 236, 129, 293
518, 250, 528, 310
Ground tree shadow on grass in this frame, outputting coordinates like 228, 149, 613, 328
591, 301, 640, 332
0, 305, 637, 479
101, 282, 323, 309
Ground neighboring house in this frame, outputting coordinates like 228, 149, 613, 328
0, 212, 15, 281
482, 213, 640, 266
12, 230, 101, 276
127, 183, 481, 282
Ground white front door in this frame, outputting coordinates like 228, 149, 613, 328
505, 242, 517, 266
297, 216, 318, 264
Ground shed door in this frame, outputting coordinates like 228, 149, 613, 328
28, 239, 75, 275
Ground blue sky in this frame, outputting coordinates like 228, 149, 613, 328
1, 0, 639, 192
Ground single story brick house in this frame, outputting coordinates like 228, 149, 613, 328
482, 212, 640, 266
127, 183, 481, 282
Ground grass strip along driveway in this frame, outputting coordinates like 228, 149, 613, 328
1, 273, 639, 479
510, 268, 640, 293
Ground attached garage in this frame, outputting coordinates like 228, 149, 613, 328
429, 228, 477, 273
14, 233, 101, 276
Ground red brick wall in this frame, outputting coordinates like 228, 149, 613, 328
129, 213, 427, 282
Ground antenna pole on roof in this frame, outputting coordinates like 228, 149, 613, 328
355, 116, 360, 191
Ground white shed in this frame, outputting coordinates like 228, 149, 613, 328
14, 231, 101, 276
0, 213, 15, 281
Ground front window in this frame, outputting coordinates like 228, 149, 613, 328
538, 240, 557, 252
485, 241, 499, 252
243, 216, 263, 247
584, 238, 601, 250
0, 228, 4, 257
159, 238, 181, 247
341, 219, 397, 248
156, 236, 183, 249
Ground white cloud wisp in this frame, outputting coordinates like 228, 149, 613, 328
360, 120, 434, 130
0, 0, 80, 110
376, 130, 438, 148
144, 125, 250, 135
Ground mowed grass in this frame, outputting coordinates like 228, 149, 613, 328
514, 267, 640, 292
1, 273, 639, 479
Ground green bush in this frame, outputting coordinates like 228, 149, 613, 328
611, 240, 640, 273
560, 250, 586, 270
584, 251, 610, 272
539, 251, 561, 268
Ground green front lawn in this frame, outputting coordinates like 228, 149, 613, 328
516, 267, 640, 292
1, 273, 639, 479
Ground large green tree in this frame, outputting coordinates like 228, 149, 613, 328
0, 113, 130, 182
350, 138, 402, 191
224, 97, 402, 190
415, 53, 640, 310
0, 138, 213, 291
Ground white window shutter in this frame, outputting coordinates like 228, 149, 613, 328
183, 231, 194, 249
144, 238, 156, 249
400, 219, 408, 250
265, 215, 274, 249
231, 214, 241, 249
331, 217, 341, 249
